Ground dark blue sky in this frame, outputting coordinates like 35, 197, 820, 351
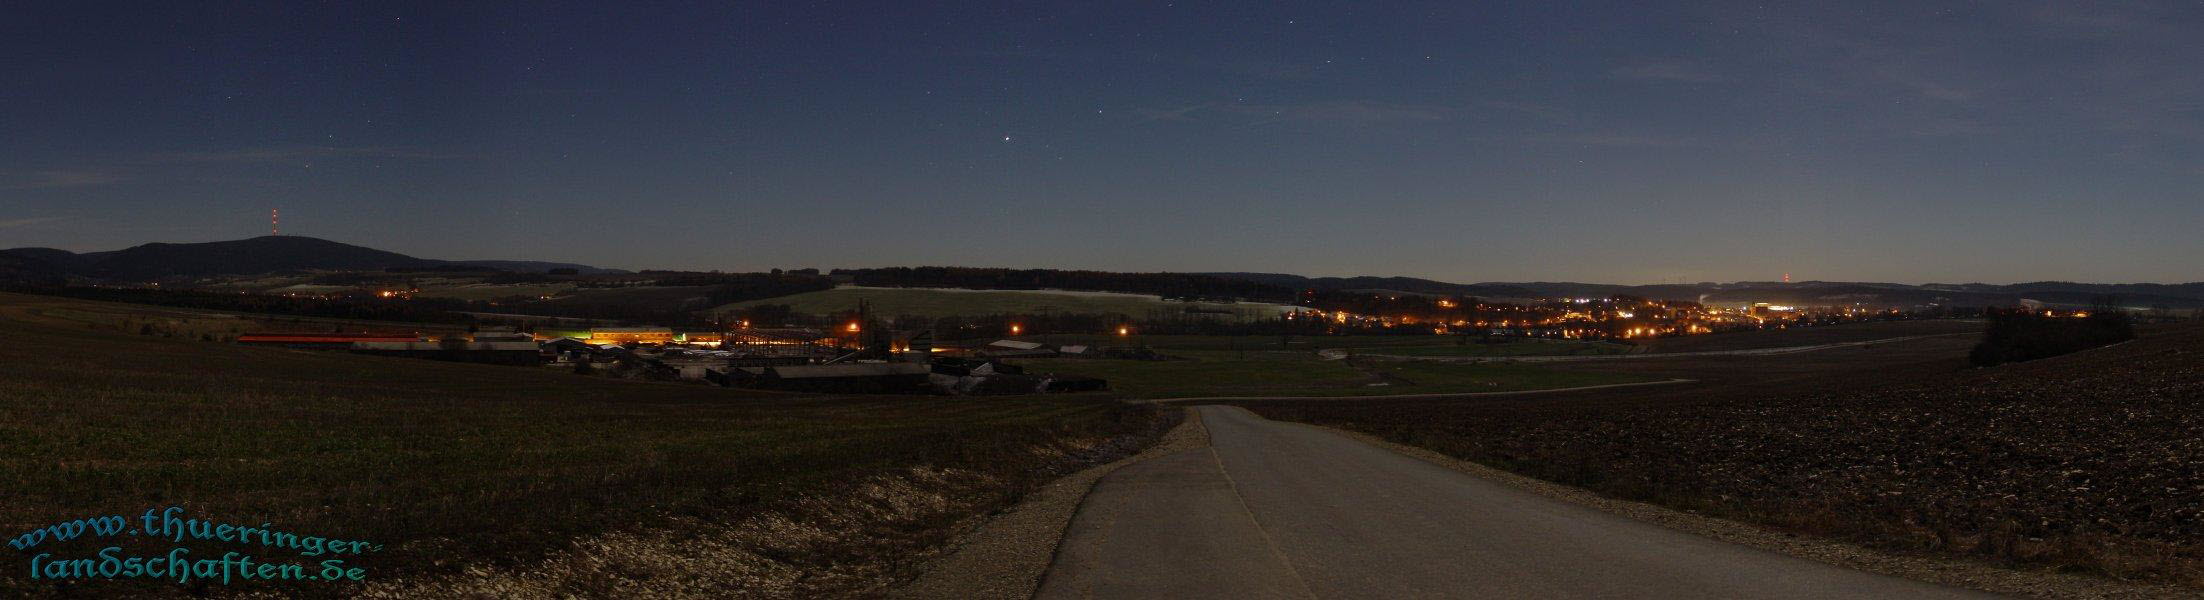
5, 1, 2200, 284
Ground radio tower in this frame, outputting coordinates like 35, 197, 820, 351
271, 209, 280, 236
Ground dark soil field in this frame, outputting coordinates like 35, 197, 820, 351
0, 293, 1173, 598
1233, 325, 2204, 588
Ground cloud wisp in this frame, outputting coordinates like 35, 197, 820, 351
0, 216, 72, 228
0, 170, 122, 190
1609, 60, 1722, 83
156, 145, 468, 164
2, 146, 464, 192
1137, 99, 1572, 128
1510, 133, 1707, 148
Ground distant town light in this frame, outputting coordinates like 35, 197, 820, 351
847, 322, 860, 332
1117, 326, 1129, 336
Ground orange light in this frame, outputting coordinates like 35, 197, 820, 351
1117, 326, 1129, 336
847, 323, 860, 332
1009, 324, 1022, 335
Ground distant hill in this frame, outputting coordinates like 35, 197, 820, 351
0, 251, 67, 286
1200, 273, 2204, 309
7, 238, 2193, 310
1, 236, 626, 281
76, 236, 438, 279
0, 247, 95, 271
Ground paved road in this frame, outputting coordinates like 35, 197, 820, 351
1037, 406, 1993, 599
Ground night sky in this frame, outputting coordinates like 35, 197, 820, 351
5, 2, 2200, 284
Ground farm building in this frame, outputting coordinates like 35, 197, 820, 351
891, 330, 934, 362
588, 327, 675, 344
751, 363, 931, 393
722, 327, 829, 348
728, 355, 813, 368
660, 359, 723, 380
676, 331, 723, 344
981, 339, 1058, 359
929, 357, 1024, 377
543, 337, 596, 353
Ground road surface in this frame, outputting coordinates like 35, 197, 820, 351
1037, 405, 1992, 599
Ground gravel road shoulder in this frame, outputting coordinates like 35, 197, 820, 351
889, 407, 1208, 599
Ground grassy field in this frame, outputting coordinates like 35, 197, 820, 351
972, 332, 1656, 398
412, 282, 576, 300
1359, 360, 1657, 392
1013, 353, 1659, 399
10, 294, 470, 340
556, 284, 724, 305
1637, 319, 1982, 353
1356, 339, 1630, 357
1232, 326, 2204, 589
0, 292, 1172, 598
993, 333, 1628, 357
719, 286, 1292, 320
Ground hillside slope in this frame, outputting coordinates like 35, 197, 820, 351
5, 236, 625, 280
0, 252, 66, 285
16, 236, 436, 279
